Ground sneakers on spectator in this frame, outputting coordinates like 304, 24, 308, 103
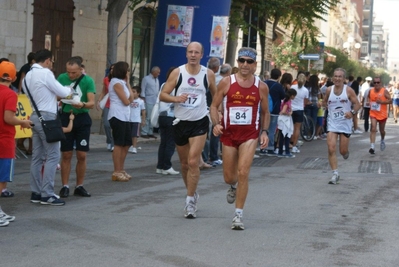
59, 186, 69, 198
266, 150, 278, 157
297, 140, 304, 146
292, 146, 300, 153
232, 213, 244, 230
212, 159, 223, 165
0, 218, 9, 227
74, 186, 91, 197
353, 129, 363, 134
0, 210, 15, 222
328, 173, 340, 185
40, 195, 65, 206
259, 149, 267, 156
162, 167, 180, 175
284, 153, 295, 158
128, 146, 134, 153
226, 186, 236, 204
277, 154, 285, 158
1, 189, 14, 197
107, 143, 112, 151
369, 148, 375, 155
184, 200, 196, 219
156, 168, 162, 174
380, 140, 386, 151
30, 192, 41, 203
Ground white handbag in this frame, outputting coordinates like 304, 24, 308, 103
99, 93, 109, 110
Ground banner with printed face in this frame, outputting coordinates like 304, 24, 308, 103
209, 16, 228, 58
164, 5, 194, 47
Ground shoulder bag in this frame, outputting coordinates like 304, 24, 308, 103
24, 79, 66, 143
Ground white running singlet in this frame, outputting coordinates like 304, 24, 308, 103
327, 85, 353, 134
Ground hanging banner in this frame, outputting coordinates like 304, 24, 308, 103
209, 16, 228, 58
164, 5, 194, 47
15, 94, 33, 138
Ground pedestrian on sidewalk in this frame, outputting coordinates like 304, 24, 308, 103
108, 61, 134, 182
210, 47, 270, 230
58, 56, 96, 198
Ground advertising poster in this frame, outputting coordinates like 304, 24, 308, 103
209, 16, 228, 58
164, 5, 194, 47
15, 94, 33, 138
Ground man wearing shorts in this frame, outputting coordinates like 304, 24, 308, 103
211, 47, 270, 230
58, 57, 96, 197
367, 76, 392, 154
322, 68, 360, 185
159, 42, 217, 219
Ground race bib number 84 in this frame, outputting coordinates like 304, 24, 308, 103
229, 106, 252, 125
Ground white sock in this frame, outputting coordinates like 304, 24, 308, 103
371, 143, 375, 149
235, 209, 243, 216
186, 196, 195, 203
231, 183, 237, 189
332, 170, 338, 175
63, 185, 69, 188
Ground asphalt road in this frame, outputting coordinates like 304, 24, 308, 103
2, 120, 399, 266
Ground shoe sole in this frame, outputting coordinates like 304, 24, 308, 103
184, 213, 196, 219
30, 200, 41, 203
40, 202, 65, 206
74, 193, 91, 197
232, 224, 244, 230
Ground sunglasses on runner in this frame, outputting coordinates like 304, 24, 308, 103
237, 58, 255, 64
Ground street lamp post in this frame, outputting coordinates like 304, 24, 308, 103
343, 36, 361, 59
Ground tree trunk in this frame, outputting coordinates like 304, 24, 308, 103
258, 14, 267, 78
225, 3, 245, 66
106, 0, 129, 69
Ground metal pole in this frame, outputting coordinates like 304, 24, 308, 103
308, 59, 310, 71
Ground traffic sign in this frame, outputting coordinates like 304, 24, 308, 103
298, 54, 320, 60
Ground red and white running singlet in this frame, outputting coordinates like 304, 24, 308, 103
221, 74, 261, 143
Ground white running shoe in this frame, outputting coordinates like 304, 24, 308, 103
0, 210, 15, 222
128, 146, 134, 153
328, 173, 340, 185
226, 186, 236, 204
184, 201, 196, 219
232, 213, 244, 230
292, 146, 300, 153
0, 218, 9, 227
353, 129, 363, 134
162, 167, 180, 175
380, 140, 386, 151
107, 143, 112, 151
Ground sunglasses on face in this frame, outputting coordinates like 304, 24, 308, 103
374, 81, 380, 84
237, 58, 255, 64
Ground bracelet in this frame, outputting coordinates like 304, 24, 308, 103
261, 129, 269, 134
82, 102, 86, 108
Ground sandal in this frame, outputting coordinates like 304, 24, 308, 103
112, 172, 129, 182
199, 163, 213, 169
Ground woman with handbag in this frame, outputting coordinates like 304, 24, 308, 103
108, 62, 134, 182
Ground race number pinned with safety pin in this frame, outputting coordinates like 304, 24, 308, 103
229, 106, 252, 125
370, 102, 381, 111
332, 107, 345, 120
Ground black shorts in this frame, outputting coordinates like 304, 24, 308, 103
109, 117, 132, 147
292, 110, 304, 123
327, 131, 351, 138
173, 116, 209, 146
60, 112, 91, 152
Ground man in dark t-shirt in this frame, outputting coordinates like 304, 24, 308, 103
351, 76, 362, 133
13, 52, 35, 94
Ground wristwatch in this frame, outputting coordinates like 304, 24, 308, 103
351, 110, 356, 115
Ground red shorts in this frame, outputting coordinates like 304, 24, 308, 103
220, 127, 259, 149
370, 116, 387, 123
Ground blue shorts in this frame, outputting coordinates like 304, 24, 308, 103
393, 99, 399, 106
317, 117, 324, 127
0, 158, 15, 183
131, 122, 140, 138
